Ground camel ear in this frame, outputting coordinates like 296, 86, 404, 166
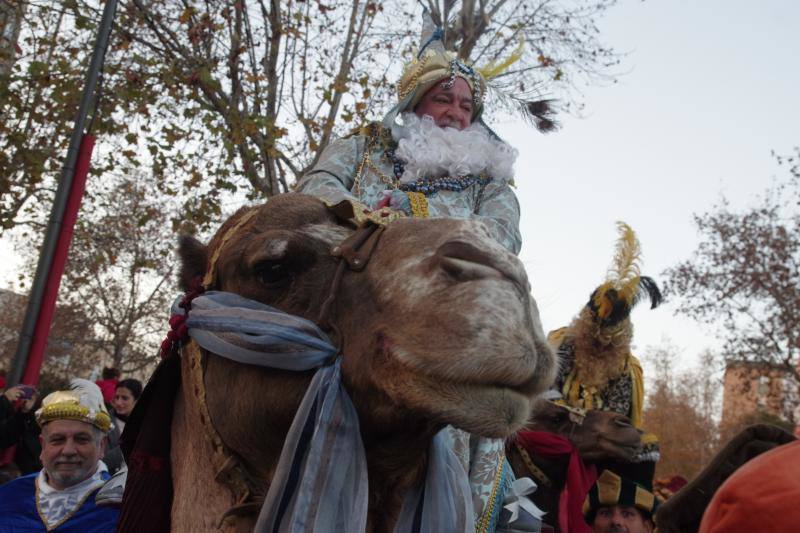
177, 235, 208, 291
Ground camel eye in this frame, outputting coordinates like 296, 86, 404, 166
255, 261, 290, 288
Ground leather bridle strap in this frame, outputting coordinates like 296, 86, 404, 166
515, 442, 553, 489
316, 222, 386, 335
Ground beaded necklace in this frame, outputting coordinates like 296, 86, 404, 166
382, 147, 491, 195
352, 124, 493, 219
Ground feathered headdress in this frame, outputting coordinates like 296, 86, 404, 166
547, 222, 662, 425
543, 222, 664, 427
390, 9, 558, 132
586, 222, 663, 328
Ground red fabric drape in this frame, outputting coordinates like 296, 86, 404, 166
22, 134, 95, 385
515, 431, 598, 533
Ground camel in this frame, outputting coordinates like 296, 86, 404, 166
506, 398, 643, 532
119, 193, 557, 532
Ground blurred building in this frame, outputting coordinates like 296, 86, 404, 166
721, 360, 799, 430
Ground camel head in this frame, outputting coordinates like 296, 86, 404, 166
527, 398, 642, 462
177, 194, 556, 476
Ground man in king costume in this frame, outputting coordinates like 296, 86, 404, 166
297, 11, 553, 532
295, 13, 554, 255
0, 379, 120, 532
548, 222, 663, 475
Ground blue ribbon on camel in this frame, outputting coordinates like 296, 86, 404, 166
171, 290, 474, 532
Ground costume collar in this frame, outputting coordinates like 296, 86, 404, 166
36, 461, 108, 529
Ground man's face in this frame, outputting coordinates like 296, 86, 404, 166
39, 419, 106, 490
413, 76, 473, 130
592, 505, 653, 533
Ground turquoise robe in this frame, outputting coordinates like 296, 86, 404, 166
296, 123, 522, 255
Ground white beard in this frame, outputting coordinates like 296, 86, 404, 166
393, 113, 518, 184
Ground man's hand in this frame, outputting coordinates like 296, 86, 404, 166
375, 190, 411, 216
20, 393, 37, 413
3, 386, 24, 403
3, 385, 37, 412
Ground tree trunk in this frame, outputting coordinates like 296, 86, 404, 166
0, 0, 25, 85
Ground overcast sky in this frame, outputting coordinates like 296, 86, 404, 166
3, 1, 797, 379
498, 0, 799, 372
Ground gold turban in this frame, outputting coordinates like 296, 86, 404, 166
382, 10, 545, 132
393, 11, 487, 120
397, 47, 487, 119
35, 378, 112, 433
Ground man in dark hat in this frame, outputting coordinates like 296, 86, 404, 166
583, 470, 657, 533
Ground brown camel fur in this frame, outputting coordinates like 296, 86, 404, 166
166, 194, 556, 532
506, 399, 642, 531
655, 424, 796, 533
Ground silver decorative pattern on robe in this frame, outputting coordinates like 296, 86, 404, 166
36, 462, 108, 529
296, 132, 522, 254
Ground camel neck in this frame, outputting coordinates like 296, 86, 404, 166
534, 452, 570, 488
361, 426, 438, 532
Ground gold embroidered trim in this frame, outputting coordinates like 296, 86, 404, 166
365, 156, 402, 192
37, 404, 111, 433
398, 54, 431, 100
353, 126, 381, 200
185, 342, 253, 526
324, 199, 405, 227
515, 443, 552, 488
407, 191, 429, 218
35, 475, 103, 531
476, 457, 507, 533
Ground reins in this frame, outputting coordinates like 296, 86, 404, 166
515, 443, 553, 489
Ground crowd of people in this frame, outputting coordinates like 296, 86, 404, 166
0, 368, 141, 487
0, 369, 141, 531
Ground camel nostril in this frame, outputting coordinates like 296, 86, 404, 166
439, 255, 504, 282
435, 240, 519, 284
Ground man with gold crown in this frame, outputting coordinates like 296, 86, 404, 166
0, 379, 120, 532
296, 10, 546, 255
296, 10, 550, 532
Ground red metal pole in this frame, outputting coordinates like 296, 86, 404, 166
8, 0, 117, 387
20, 134, 95, 385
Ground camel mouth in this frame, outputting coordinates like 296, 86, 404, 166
430, 381, 533, 438
381, 331, 545, 400
375, 333, 541, 437
601, 438, 643, 457
428, 348, 544, 398
480, 372, 544, 397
